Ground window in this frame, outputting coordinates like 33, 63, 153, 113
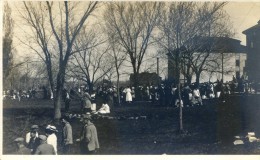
236, 60, 240, 66
251, 42, 254, 48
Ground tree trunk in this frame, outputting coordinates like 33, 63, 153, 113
87, 79, 93, 93
186, 76, 192, 85
132, 70, 139, 88
195, 73, 200, 85
54, 65, 66, 120
54, 93, 62, 120
178, 83, 183, 132
117, 73, 121, 106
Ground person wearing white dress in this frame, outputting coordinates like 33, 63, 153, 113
96, 103, 110, 114
124, 86, 132, 103
192, 86, 203, 106
46, 125, 58, 155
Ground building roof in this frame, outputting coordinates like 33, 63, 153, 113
167, 36, 246, 55
242, 20, 260, 35
190, 36, 246, 53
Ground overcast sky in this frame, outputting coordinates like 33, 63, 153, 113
8, 1, 260, 55
4, 1, 260, 81
224, 2, 260, 45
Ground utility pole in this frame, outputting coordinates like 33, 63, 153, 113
222, 52, 224, 82
157, 55, 159, 85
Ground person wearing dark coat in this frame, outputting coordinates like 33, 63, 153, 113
27, 131, 41, 154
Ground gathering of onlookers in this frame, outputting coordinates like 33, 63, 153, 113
4, 74, 258, 108
13, 112, 100, 155
8, 74, 260, 155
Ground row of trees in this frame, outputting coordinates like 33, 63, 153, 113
3, 2, 233, 120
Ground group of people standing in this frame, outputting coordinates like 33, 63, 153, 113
13, 114, 99, 155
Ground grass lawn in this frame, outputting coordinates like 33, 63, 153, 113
3, 94, 260, 155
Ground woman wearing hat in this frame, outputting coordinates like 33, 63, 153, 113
45, 125, 58, 155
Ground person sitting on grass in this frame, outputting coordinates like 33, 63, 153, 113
192, 85, 203, 106
94, 102, 110, 114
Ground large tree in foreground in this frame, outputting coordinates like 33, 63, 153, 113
19, 1, 98, 119
103, 2, 163, 87
186, 2, 233, 84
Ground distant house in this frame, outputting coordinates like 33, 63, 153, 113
168, 36, 246, 83
243, 20, 260, 82
129, 72, 161, 86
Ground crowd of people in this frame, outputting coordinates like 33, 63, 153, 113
10, 76, 260, 155
13, 114, 99, 155
4, 76, 259, 108
75, 77, 259, 109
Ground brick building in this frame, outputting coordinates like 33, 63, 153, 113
168, 36, 246, 83
243, 20, 260, 82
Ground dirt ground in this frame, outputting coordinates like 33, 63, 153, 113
3, 94, 260, 155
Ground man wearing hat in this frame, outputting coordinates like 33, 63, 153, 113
61, 116, 73, 154
79, 114, 99, 154
34, 135, 55, 155
13, 137, 31, 155
25, 125, 39, 144
27, 130, 41, 154
45, 125, 58, 154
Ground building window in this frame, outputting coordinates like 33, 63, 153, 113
236, 60, 240, 66
251, 42, 254, 48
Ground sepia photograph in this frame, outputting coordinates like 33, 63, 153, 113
1, 0, 260, 158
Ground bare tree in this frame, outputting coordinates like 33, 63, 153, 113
19, 1, 98, 119
3, 2, 14, 88
185, 2, 233, 84
107, 34, 127, 105
158, 2, 232, 84
157, 2, 199, 132
68, 25, 113, 92
157, 2, 197, 85
103, 2, 163, 87
157, 2, 233, 132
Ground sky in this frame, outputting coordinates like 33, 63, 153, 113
3, 1, 260, 82
8, 1, 260, 52
224, 2, 260, 45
